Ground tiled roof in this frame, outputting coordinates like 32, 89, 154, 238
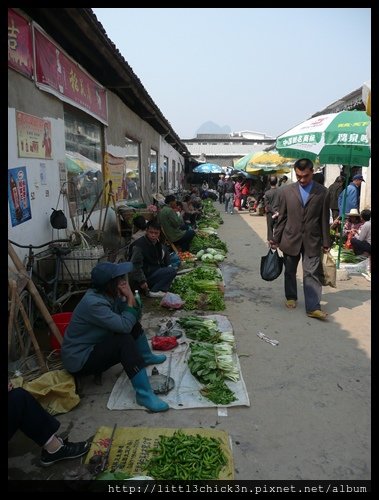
311, 87, 364, 117
186, 131, 275, 141
185, 143, 273, 157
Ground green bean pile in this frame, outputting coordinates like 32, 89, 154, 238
143, 430, 228, 480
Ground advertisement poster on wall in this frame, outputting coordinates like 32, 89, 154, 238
16, 111, 52, 159
8, 166, 32, 226
104, 152, 128, 201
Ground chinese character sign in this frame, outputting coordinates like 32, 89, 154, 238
8, 166, 32, 227
16, 111, 53, 159
34, 26, 108, 124
8, 9, 33, 78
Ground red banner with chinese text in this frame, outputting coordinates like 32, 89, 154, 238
33, 25, 108, 124
8, 9, 33, 79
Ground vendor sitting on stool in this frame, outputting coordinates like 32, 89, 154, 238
157, 195, 196, 251
128, 220, 177, 299
61, 261, 169, 412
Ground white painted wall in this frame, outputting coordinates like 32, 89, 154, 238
159, 137, 184, 193
8, 109, 68, 266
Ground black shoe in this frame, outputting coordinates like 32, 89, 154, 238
40, 440, 89, 467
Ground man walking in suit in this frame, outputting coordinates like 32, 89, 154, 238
269, 158, 331, 320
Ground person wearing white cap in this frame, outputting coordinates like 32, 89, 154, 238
342, 208, 364, 239
61, 261, 169, 412
153, 193, 165, 206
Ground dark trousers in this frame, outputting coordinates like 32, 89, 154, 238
174, 229, 195, 251
183, 212, 197, 226
218, 191, 225, 204
8, 387, 60, 446
283, 247, 322, 312
351, 238, 371, 255
75, 322, 144, 379
225, 193, 234, 213
148, 266, 177, 292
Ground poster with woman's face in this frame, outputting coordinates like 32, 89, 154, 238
16, 111, 52, 159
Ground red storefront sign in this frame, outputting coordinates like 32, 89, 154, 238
33, 25, 108, 124
8, 9, 33, 78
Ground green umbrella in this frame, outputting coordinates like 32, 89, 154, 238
276, 110, 371, 166
276, 110, 371, 268
65, 155, 83, 173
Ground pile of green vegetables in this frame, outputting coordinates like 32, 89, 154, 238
187, 342, 238, 404
178, 315, 221, 343
200, 379, 237, 405
196, 248, 226, 262
190, 233, 228, 255
200, 199, 224, 226
330, 246, 364, 264
171, 266, 225, 310
179, 316, 239, 405
143, 430, 227, 480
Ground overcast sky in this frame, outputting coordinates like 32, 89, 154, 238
92, 8, 371, 139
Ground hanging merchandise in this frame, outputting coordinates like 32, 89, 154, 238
50, 208, 67, 229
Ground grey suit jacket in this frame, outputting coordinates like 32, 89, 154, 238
273, 182, 331, 257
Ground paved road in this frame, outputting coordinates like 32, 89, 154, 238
8, 205, 371, 482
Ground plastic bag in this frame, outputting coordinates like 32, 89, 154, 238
319, 251, 337, 288
169, 252, 181, 269
22, 369, 79, 415
50, 208, 67, 229
260, 249, 283, 281
160, 292, 185, 309
151, 336, 178, 351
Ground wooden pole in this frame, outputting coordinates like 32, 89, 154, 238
97, 181, 110, 242
14, 290, 47, 372
82, 180, 108, 233
109, 179, 121, 238
8, 241, 63, 346
8, 280, 17, 356
101, 183, 112, 234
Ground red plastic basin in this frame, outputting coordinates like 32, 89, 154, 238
50, 312, 73, 351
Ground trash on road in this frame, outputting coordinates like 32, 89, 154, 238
256, 331, 279, 346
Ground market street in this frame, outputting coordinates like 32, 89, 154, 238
8, 206, 371, 481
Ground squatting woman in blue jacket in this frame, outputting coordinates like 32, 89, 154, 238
61, 261, 168, 412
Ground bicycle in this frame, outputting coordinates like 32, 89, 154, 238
8, 239, 92, 365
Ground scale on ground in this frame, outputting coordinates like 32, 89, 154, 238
149, 361, 175, 395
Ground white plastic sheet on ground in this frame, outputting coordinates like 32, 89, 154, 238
107, 315, 250, 410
